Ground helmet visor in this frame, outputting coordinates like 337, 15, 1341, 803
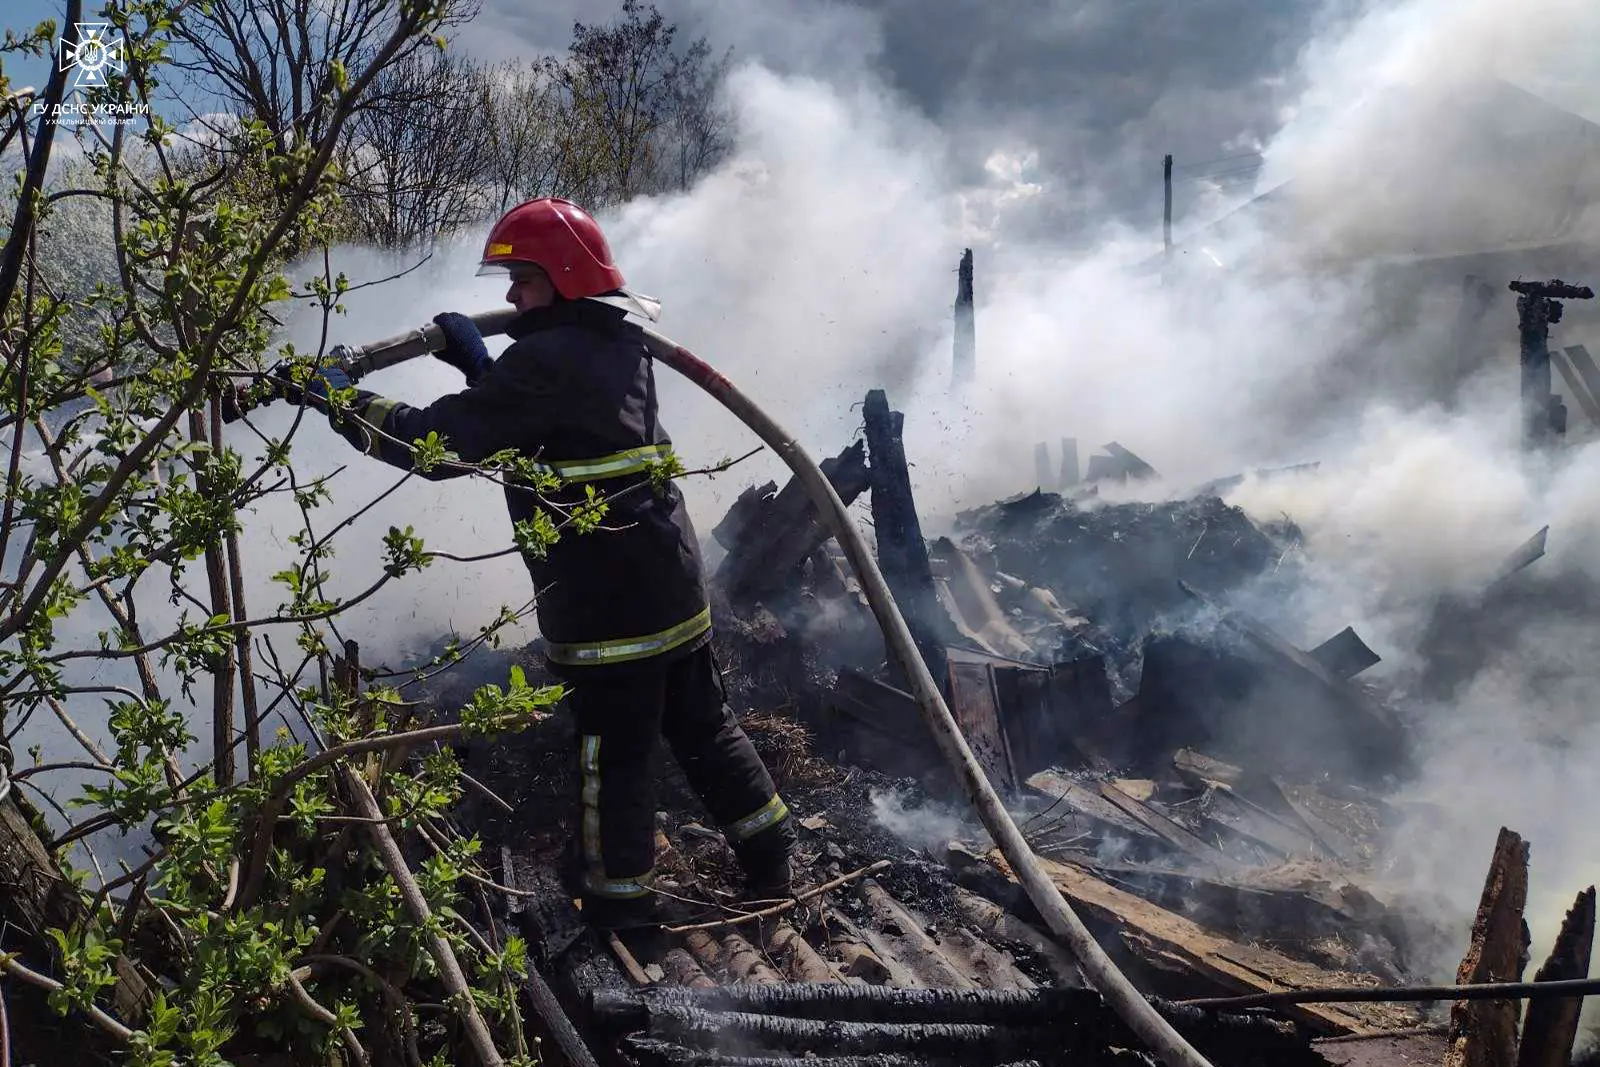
477, 257, 550, 278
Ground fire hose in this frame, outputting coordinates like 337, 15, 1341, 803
232, 310, 1220, 1067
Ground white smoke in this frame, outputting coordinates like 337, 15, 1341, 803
15, 0, 1600, 1003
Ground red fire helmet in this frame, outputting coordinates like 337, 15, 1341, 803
477, 198, 659, 320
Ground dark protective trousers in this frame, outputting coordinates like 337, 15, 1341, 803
562, 643, 792, 906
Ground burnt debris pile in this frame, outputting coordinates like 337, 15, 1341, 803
414, 386, 1593, 1067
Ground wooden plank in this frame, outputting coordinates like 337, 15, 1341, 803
930, 539, 1033, 660
717, 440, 870, 603
1024, 769, 1165, 847
1173, 748, 1245, 789
1515, 886, 1593, 1067
1445, 827, 1531, 1067
1198, 785, 1324, 861
863, 389, 953, 681
947, 653, 1018, 793
1096, 781, 1242, 873
993, 664, 1079, 779
986, 848, 1418, 1035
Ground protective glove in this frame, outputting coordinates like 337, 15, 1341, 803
432, 312, 493, 385
270, 356, 354, 410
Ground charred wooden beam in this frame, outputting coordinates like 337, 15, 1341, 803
717, 440, 871, 604
948, 885, 1084, 987
720, 929, 785, 985
1516, 886, 1595, 1067
642, 1007, 1044, 1058
984, 849, 1420, 1035
863, 389, 955, 683
621, 1039, 934, 1067
857, 879, 979, 990
763, 921, 840, 984
712, 481, 777, 552
1445, 827, 1532, 1067
824, 669, 941, 780
601, 981, 1331, 1065
661, 948, 717, 989
504, 844, 631, 1055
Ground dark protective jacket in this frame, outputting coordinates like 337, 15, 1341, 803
328, 300, 711, 667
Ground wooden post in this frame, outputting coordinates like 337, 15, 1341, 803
1445, 827, 1532, 1067
1516, 886, 1594, 1067
1163, 154, 1174, 259
1059, 437, 1079, 488
1510, 280, 1594, 450
863, 389, 952, 683
952, 248, 975, 387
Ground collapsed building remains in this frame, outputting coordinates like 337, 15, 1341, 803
417, 379, 1600, 1067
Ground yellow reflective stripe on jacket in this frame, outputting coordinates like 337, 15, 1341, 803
546, 606, 712, 666
529, 443, 671, 483
357, 396, 403, 457
727, 794, 790, 841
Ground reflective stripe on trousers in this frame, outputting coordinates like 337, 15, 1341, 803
547, 605, 712, 667
727, 793, 790, 841
578, 733, 652, 899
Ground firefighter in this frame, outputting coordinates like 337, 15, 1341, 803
274, 198, 795, 935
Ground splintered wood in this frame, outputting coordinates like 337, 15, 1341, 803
1445, 827, 1532, 1067
986, 848, 1417, 1035
1515, 886, 1594, 1067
